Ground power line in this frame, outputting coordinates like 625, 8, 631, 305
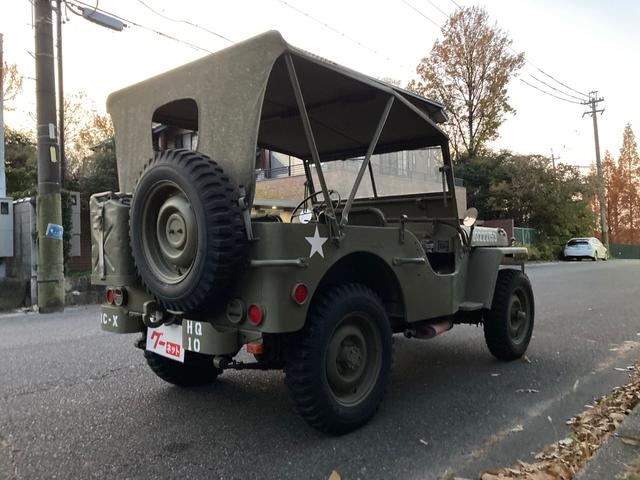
533, 65, 588, 98
528, 74, 585, 102
274, 0, 409, 70
421, 0, 449, 17
399, 0, 442, 29
520, 78, 581, 105
133, 0, 234, 44
408, 0, 589, 101
507, 44, 588, 99
64, 0, 214, 53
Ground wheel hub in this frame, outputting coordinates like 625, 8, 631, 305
142, 181, 199, 284
337, 341, 363, 373
508, 292, 529, 344
325, 315, 382, 407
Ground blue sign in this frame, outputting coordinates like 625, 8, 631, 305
45, 223, 64, 240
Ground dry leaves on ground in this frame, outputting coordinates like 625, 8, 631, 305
480, 361, 640, 479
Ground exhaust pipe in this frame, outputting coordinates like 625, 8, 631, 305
405, 319, 452, 339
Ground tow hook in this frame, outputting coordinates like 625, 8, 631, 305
142, 301, 164, 328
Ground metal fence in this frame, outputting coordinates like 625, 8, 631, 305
609, 243, 640, 259
513, 227, 538, 246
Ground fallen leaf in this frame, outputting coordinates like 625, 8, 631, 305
328, 470, 341, 480
619, 435, 640, 447
522, 355, 531, 364
480, 474, 500, 480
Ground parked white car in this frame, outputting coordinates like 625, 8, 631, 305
563, 237, 608, 261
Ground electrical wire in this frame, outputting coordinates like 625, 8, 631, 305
399, 0, 442, 29
528, 74, 585, 102
520, 78, 581, 105
133, 0, 233, 44
64, 0, 214, 54
422, 0, 449, 17
506, 45, 588, 99
274, 0, 409, 70
448, 0, 462, 8
407, 0, 589, 102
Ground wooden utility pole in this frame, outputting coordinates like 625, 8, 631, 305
56, 0, 65, 187
35, 0, 65, 312
583, 91, 608, 249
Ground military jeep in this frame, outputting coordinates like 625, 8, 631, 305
91, 31, 534, 435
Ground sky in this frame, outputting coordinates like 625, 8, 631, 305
2, 0, 639, 169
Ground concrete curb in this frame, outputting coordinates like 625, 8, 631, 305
576, 407, 640, 479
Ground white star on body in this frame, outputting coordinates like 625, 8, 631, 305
305, 226, 328, 258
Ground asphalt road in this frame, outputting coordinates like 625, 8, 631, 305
2, 260, 640, 480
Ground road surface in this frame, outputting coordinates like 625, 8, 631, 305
1, 260, 639, 479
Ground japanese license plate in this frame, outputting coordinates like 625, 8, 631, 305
146, 323, 185, 363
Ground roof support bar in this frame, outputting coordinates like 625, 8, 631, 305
340, 95, 394, 227
284, 53, 339, 238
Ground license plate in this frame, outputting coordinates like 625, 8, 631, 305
146, 324, 185, 363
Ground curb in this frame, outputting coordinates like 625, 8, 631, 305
576, 406, 640, 480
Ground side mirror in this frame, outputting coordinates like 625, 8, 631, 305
462, 207, 478, 227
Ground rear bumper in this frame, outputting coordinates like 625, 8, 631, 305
99, 305, 260, 356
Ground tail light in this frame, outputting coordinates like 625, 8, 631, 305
292, 283, 308, 305
248, 304, 263, 326
106, 287, 126, 306
106, 288, 115, 305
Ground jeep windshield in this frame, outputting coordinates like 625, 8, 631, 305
314, 146, 448, 200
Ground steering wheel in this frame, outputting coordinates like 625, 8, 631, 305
290, 190, 341, 223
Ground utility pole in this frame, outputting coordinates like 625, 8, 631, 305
0, 33, 6, 198
35, 0, 65, 313
550, 148, 559, 171
582, 91, 608, 249
0, 33, 6, 279
55, 0, 65, 187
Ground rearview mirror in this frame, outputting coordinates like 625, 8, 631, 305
462, 207, 478, 227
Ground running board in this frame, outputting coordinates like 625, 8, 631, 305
458, 301, 484, 312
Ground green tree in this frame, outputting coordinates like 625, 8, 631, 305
4, 127, 37, 197
77, 141, 118, 195
407, 6, 525, 162
458, 151, 596, 257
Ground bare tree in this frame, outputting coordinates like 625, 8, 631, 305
2, 61, 24, 111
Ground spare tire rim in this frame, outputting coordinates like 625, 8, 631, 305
325, 312, 382, 407
508, 288, 530, 345
142, 180, 198, 285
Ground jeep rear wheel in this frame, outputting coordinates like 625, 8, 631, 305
130, 149, 246, 311
144, 350, 221, 387
484, 269, 534, 361
285, 284, 392, 435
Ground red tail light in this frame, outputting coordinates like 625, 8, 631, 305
292, 283, 308, 304
106, 288, 115, 305
248, 304, 263, 326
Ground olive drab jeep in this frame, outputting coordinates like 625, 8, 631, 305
91, 31, 534, 435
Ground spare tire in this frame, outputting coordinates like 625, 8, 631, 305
130, 149, 247, 311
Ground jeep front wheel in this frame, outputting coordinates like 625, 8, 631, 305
483, 269, 534, 361
284, 284, 392, 435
